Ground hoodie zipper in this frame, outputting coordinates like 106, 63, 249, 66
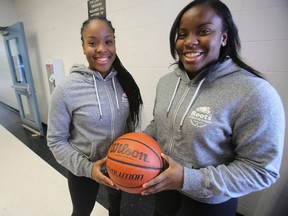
104, 84, 116, 141
93, 74, 120, 142
168, 85, 190, 155
167, 78, 205, 155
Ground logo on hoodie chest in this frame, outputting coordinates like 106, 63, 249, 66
122, 93, 129, 106
189, 106, 212, 128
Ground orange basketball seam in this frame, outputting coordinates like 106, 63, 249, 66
112, 182, 142, 189
107, 156, 163, 170
115, 137, 163, 166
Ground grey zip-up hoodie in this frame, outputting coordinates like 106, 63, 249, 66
144, 58, 285, 204
47, 64, 132, 178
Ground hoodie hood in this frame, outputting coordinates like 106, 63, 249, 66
69, 64, 119, 119
175, 57, 240, 84
70, 64, 117, 82
168, 58, 241, 131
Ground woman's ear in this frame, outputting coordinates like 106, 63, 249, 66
221, 32, 228, 47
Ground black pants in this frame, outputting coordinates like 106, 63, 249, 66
68, 171, 122, 216
153, 190, 238, 216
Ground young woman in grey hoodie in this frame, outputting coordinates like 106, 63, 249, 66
141, 1, 285, 216
47, 17, 142, 216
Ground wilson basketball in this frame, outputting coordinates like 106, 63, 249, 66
106, 132, 163, 194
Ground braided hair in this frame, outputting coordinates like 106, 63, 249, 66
81, 16, 143, 125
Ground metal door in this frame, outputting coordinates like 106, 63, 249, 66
1, 22, 44, 137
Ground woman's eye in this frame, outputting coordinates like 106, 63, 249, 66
199, 29, 211, 35
106, 40, 113, 45
177, 32, 186, 39
88, 41, 96, 46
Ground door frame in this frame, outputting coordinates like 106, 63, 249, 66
2, 22, 44, 137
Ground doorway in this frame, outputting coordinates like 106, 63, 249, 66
1, 22, 44, 137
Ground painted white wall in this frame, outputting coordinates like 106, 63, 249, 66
0, 0, 18, 108
0, 0, 287, 215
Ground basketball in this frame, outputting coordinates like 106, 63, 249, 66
106, 132, 163, 194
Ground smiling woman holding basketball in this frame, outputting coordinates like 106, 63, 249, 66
47, 16, 142, 216
142, 0, 285, 216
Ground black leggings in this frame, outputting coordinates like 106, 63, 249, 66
153, 190, 238, 216
67, 171, 122, 216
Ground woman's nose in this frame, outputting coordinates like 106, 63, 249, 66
184, 34, 199, 47
96, 43, 107, 53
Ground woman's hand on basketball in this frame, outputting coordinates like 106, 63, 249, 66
141, 153, 184, 195
91, 157, 118, 189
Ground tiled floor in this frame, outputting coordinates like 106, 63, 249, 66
0, 102, 155, 216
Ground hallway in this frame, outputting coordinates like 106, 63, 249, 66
0, 102, 154, 216
0, 103, 108, 215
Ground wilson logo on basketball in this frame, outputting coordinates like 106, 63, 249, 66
107, 167, 144, 181
109, 142, 149, 162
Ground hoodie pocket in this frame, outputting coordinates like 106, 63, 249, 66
88, 142, 98, 161
89, 141, 110, 161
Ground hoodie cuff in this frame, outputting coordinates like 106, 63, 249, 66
87, 162, 94, 179
182, 166, 204, 191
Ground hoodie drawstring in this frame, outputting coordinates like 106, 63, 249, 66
93, 74, 120, 120
93, 75, 103, 120
112, 76, 120, 111
179, 78, 206, 131
167, 77, 181, 116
